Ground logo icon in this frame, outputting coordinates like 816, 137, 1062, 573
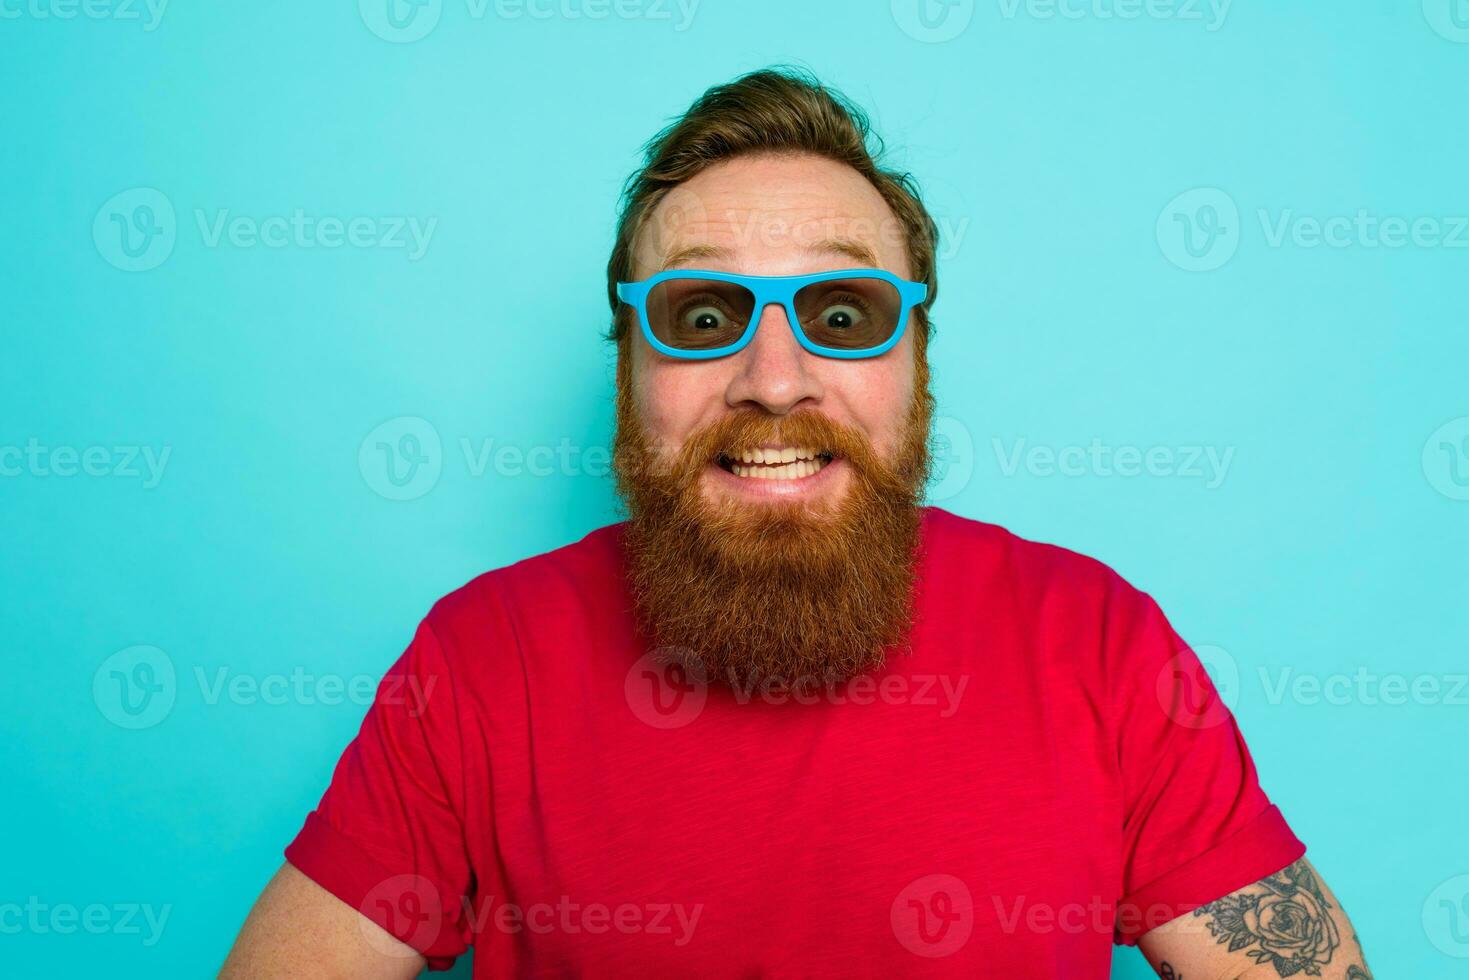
891, 873, 974, 958
1423, 417, 1469, 501
93, 645, 177, 729
1155, 644, 1238, 730
1157, 187, 1240, 272
624, 647, 709, 729
359, 0, 443, 43
643, 184, 709, 257
93, 188, 176, 272
359, 416, 443, 501
928, 415, 975, 502
1423, 0, 1469, 42
359, 874, 444, 956
891, 0, 975, 43
1424, 874, 1469, 957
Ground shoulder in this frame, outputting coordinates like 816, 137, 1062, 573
921, 506, 1176, 686
922, 505, 1143, 609
924, 508, 1188, 733
417, 521, 628, 650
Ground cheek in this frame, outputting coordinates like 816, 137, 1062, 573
827, 356, 915, 457
633, 351, 721, 446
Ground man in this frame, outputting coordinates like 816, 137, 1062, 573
222, 68, 1371, 978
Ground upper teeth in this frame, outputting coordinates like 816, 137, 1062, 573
725, 446, 830, 480
730, 458, 827, 480
735, 446, 819, 465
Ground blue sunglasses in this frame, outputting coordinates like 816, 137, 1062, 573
616, 268, 928, 361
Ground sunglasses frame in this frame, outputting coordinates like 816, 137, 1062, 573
616, 268, 929, 361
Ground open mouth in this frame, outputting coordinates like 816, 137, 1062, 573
715, 446, 837, 480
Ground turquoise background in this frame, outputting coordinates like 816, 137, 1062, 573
3, 1, 1466, 975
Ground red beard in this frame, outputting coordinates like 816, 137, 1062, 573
612, 351, 935, 690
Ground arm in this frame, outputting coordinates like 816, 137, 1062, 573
226, 620, 474, 974
1137, 858, 1373, 980
218, 863, 425, 980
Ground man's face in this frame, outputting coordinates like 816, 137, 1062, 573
627, 151, 918, 512
612, 150, 932, 687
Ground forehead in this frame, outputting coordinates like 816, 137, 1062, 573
631, 152, 912, 280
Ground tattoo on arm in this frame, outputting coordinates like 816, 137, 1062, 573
1158, 962, 1183, 979
1190, 859, 1371, 978
1345, 931, 1373, 980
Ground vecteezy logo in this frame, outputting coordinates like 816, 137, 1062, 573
891, 873, 974, 958
1157, 187, 1240, 272
1423, 0, 1469, 43
1423, 417, 1469, 501
359, 416, 443, 500
624, 647, 708, 729
359, 0, 442, 42
93, 645, 177, 729
1423, 874, 1469, 957
643, 183, 708, 258
1155, 644, 1238, 730
890, 0, 975, 43
928, 415, 975, 503
93, 188, 176, 272
358, 874, 444, 957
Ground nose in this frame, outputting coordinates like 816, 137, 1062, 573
723, 302, 823, 415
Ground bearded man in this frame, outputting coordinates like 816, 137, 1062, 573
222, 68, 1371, 979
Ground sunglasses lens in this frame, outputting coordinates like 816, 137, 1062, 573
793, 277, 903, 351
644, 278, 756, 352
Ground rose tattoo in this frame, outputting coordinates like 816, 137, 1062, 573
1191, 860, 1341, 977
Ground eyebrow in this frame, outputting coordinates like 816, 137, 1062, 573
660, 243, 730, 270
659, 237, 882, 272
805, 237, 882, 268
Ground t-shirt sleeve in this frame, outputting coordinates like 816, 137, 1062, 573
284, 619, 473, 970
1108, 585, 1306, 945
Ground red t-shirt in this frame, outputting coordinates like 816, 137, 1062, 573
285, 506, 1303, 977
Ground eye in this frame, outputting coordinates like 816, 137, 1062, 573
684, 307, 727, 331
677, 296, 735, 332
811, 292, 870, 331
